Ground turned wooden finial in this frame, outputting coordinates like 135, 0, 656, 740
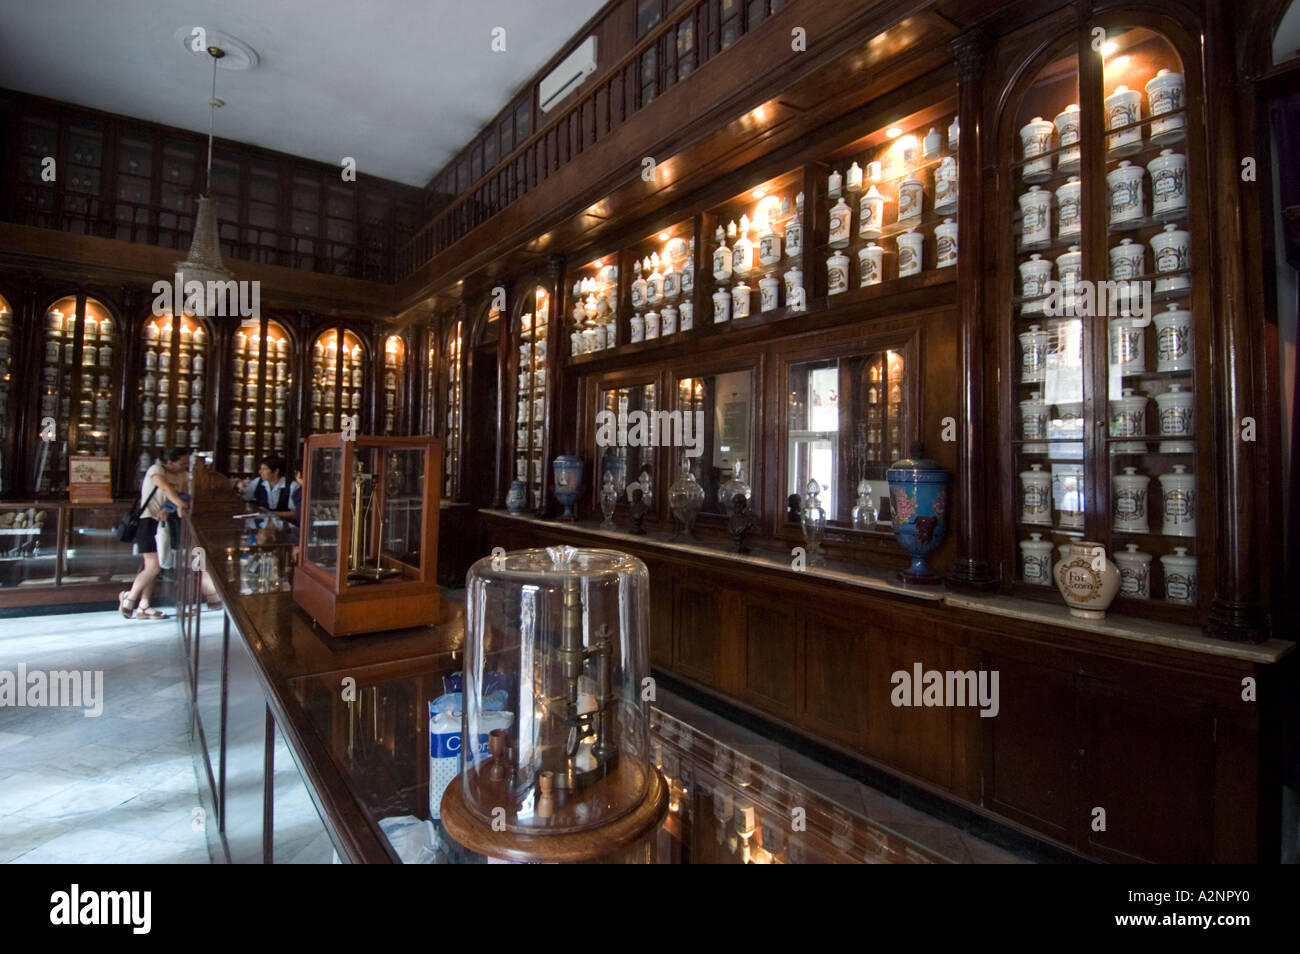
537, 770, 555, 819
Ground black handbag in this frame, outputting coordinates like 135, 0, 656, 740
117, 487, 158, 544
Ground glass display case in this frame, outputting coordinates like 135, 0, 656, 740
566, 254, 619, 356
595, 382, 657, 514
784, 340, 916, 532
226, 320, 292, 477
379, 334, 406, 435
622, 219, 694, 350
705, 169, 805, 323
34, 295, 117, 496
511, 289, 549, 511
674, 368, 754, 516
1002, 19, 1207, 616
294, 433, 441, 636
0, 502, 137, 592
136, 311, 210, 468
0, 296, 14, 493
816, 100, 960, 297
443, 319, 462, 499
0, 504, 58, 589
60, 506, 139, 586
309, 328, 366, 435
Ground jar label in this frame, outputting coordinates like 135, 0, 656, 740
1108, 102, 1137, 129
1157, 326, 1189, 360
937, 235, 957, 263
1156, 244, 1187, 272
1164, 490, 1193, 517
1150, 86, 1182, 115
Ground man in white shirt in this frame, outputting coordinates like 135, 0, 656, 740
236, 455, 295, 526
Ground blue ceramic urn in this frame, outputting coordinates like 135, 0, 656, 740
886, 444, 948, 585
506, 479, 526, 514
552, 453, 583, 521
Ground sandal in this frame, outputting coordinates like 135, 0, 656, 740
135, 605, 167, 620
119, 591, 137, 619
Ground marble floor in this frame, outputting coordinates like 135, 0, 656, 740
1, 604, 1033, 863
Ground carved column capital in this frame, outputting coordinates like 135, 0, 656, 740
951, 28, 989, 83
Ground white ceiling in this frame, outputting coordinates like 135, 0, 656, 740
0, 0, 607, 187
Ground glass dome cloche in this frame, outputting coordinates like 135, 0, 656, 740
452, 545, 655, 837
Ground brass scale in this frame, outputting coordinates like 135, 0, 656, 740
345, 460, 403, 583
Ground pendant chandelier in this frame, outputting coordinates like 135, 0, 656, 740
173, 45, 235, 301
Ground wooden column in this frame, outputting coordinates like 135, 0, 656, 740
539, 254, 565, 516
1203, 4, 1266, 643
946, 29, 997, 592
453, 300, 469, 502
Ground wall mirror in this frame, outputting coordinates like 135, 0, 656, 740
673, 369, 755, 516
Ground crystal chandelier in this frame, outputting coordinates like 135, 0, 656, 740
173, 45, 234, 301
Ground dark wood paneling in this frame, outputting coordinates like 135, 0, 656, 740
862, 623, 954, 789
672, 576, 722, 685
799, 608, 867, 748
740, 594, 798, 718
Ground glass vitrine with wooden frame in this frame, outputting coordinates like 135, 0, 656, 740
308, 327, 367, 436
136, 311, 211, 470
442, 318, 463, 499
508, 285, 550, 512
294, 433, 441, 637
379, 333, 407, 436
588, 372, 662, 519
996, 9, 1212, 621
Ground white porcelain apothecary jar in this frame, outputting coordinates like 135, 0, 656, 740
1020, 533, 1055, 586
1105, 85, 1142, 155
1107, 160, 1145, 228
1018, 185, 1052, 248
1146, 69, 1186, 144
661, 305, 678, 335
711, 290, 730, 324
827, 168, 843, 198
935, 219, 958, 269
845, 161, 863, 192
1020, 462, 1052, 525
1054, 541, 1121, 619
1112, 466, 1150, 533
1019, 254, 1052, 314
827, 251, 850, 295
758, 273, 780, 312
678, 301, 693, 331
1109, 388, 1149, 453
1020, 392, 1049, 454
644, 309, 660, 340
1054, 104, 1081, 173
897, 173, 924, 224
1109, 237, 1145, 281
1019, 116, 1054, 181
1160, 547, 1197, 605
1056, 245, 1083, 305
1019, 324, 1048, 383
1154, 303, 1193, 372
1147, 149, 1188, 220
1055, 177, 1082, 241
934, 156, 958, 215
859, 243, 883, 286
758, 224, 782, 267
859, 185, 886, 240
897, 229, 923, 277
828, 198, 852, 248
1108, 316, 1146, 374
630, 312, 646, 341
1154, 383, 1194, 442
1114, 543, 1152, 599
1150, 223, 1191, 291
731, 281, 752, 318
1158, 464, 1196, 537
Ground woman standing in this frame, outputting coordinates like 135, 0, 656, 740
119, 446, 191, 620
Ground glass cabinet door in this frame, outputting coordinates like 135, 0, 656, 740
596, 382, 658, 508
675, 370, 754, 516
0, 504, 58, 588
136, 312, 210, 475
512, 289, 549, 511
380, 335, 406, 435
444, 319, 462, 498
226, 320, 292, 476
35, 296, 116, 496
1002, 20, 1206, 615
0, 296, 15, 491
308, 328, 365, 435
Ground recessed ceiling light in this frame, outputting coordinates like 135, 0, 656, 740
658, 231, 670, 240
886, 126, 903, 138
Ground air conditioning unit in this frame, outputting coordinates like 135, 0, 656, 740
539, 36, 597, 114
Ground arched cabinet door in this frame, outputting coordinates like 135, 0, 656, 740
509, 284, 551, 513
134, 311, 212, 484
226, 319, 295, 477
378, 333, 408, 436
442, 317, 464, 500
995, 8, 1210, 622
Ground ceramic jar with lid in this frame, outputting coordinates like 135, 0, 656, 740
828, 198, 852, 248
1020, 462, 1052, 525
1107, 160, 1145, 228
1054, 104, 1081, 173
1109, 388, 1149, 453
1018, 186, 1052, 248
1019, 116, 1054, 181
732, 233, 754, 278
1147, 149, 1188, 220
712, 290, 731, 324
934, 156, 958, 215
1056, 245, 1083, 309
784, 268, 805, 312
712, 230, 732, 283
1154, 388, 1194, 453
1020, 392, 1049, 454
1054, 541, 1121, 619
935, 219, 958, 269
1019, 324, 1048, 383
1146, 69, 1186, 144
1055, 177, 1082, 241
1158, 464, 1196, 536
1114, 543, 1153, 599
1020, 533, 1055, 586
859, 185, 886, 240
731, 282, 752, 318
630, 312, 645, 342
1105, 85, 1143, 155
858, 243, 883, 286
678, 301, 692, 332
897, 229, 923, 277
758, 272, 780, 312
784, 195, 805, 258
644, 309, 661, 340
1153, 303, 1193, 371
1160, 547, 1197, 604
827, 169, 843, 198
1150, 223, 1191, 291
1058, 471, 1085, 529
662, 261, 681, 300
758, 225, 781, 267
1109, 237, 1145, 282
845, 161, 863, 192
1019, 254, 1052, 314
1112, 466, 1150, 533
1108, 316, 1146, 374
827, 251, 850, 295
897, 174, 924, 224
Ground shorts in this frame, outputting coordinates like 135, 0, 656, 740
138, 517, 160, 553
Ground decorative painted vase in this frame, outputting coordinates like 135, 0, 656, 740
886, 445, 948, 585
1053, 540, 1121, 619
552, 453, 583, 521
506, 479, 526, 515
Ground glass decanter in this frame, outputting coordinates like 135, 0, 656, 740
668, 458, 705, 538
851, 479, 876, 529
599, 472, 618, 529
718, 459, 752, 513
801, 478, 827, 566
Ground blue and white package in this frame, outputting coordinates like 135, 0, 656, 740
428, 691, 512, 819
